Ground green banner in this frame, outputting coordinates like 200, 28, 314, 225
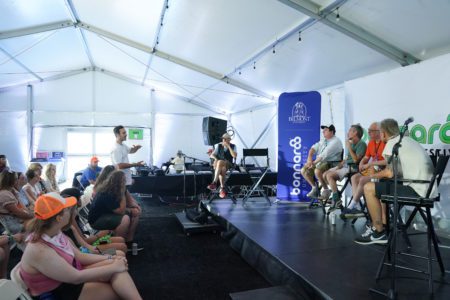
128, 128, 143, 140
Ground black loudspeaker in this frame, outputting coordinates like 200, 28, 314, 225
202, 117, 227, 145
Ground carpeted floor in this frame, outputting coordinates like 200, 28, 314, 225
127, 196, 271, 299
8, 196, 271, 299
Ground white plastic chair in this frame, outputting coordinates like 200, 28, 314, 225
0, 278, 32, 300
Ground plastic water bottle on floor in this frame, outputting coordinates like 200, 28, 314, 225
132, 243, 138, 255
330, 212, 336, 225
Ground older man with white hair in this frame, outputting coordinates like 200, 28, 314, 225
207, 133, 237, 198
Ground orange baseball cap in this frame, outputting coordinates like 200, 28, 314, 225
34, 192, 77, 220
90, 156, 99, 163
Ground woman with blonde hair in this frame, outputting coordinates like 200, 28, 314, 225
43, 163, 60, 193
19, 192, 142, 299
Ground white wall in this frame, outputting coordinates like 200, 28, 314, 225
0, 87, 29, 171
0, 70, 216, 179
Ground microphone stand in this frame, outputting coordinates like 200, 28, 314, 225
370, 121, 410, 300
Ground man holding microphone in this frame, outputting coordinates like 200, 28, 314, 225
207, 133, 237, 198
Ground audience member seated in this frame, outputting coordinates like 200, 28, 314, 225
0, 170, 34, 234
81, 165, 116, 208
15, 172, 30, 208
322, 124, 367, 210
300, 124, 343, 199
343, 122, 386, 217
0, 232, 23, 279
0, 154, 8, 173
19, 192, 142, 299
60, 188, 127, 256
28, 162, 48, 194
354, 118, 437, 245
42, 163, 60, 193
22, 169, 41, 208
88, 171, 141, 249
80, 156, 102, 188
207, 133, 237, 198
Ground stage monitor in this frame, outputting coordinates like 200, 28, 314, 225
202, 117, 227, 145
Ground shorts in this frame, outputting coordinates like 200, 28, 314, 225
326, 166, 350, 181
32, 282, 84, 300
301, 161, 331, 178
375, 181, 420, 199
91, 213, 124, 231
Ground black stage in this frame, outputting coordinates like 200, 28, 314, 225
205, 198, 450, 299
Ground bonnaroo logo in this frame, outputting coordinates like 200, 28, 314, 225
289, 101, 311, 124
289, 136, 303, 196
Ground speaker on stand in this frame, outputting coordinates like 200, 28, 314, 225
202, 117, 227, 146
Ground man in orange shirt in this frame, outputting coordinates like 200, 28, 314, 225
343, 122, 386, 217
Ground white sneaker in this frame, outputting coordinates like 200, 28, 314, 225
306, 187, 318, 198
320, 189, 332, 200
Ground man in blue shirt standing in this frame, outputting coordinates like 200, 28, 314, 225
80, 156, 102, 187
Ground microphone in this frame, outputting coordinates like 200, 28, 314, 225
404, 117, 414, 125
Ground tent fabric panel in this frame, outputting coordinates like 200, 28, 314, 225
33, 72, 93, 111
152, 90, 216, 115
340, 0, 450, 59
84, 30, 149, 81
0, 85, 28, 110
1, 28, 90, 76
94, 72, 152, 113
157, 0, 307, 74
153, 114, 211, 168
72, 0, 165, 47
233, 22, 398, 94
0, 0, 69, 32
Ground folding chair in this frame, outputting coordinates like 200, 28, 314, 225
208, 159, 238, 205
307, 151, 344, 213
0, 279, 32, 300
241, 148, 271, 206
375, 155, 449, 294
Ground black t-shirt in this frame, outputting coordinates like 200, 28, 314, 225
88, 191, 120, 224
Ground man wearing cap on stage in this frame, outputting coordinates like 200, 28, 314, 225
300, 124, 343, 199
207, 133, 237, 198
80, 156, 102, 187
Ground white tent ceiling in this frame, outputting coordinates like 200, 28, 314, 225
1, 0, 450, 114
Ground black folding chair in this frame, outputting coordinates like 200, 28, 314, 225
375, 155, 449, 294
241, 148, 271, 206
208, 159, 238, 205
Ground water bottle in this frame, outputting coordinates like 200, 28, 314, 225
330, 212, 336, 225
132, 243, 138, 256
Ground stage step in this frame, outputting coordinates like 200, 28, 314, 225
174, 212, 222, 236
229, 286, 299, 300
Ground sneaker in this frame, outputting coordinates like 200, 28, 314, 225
207, 183, 217, 191
219, 188, 227, 198
306, 187, 319, 198
354, 227, 388, 245
320, 189, 332, 200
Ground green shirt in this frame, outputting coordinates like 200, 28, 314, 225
346, 139, 367, 164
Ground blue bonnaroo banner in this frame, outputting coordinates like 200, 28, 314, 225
277, 92, 321, 201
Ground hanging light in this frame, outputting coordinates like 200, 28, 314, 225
272, 45, 276, 54
238, 69, 242, 75
298, 31, 302, 42
253, 61, 256, 70
336, 7, 340, 21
